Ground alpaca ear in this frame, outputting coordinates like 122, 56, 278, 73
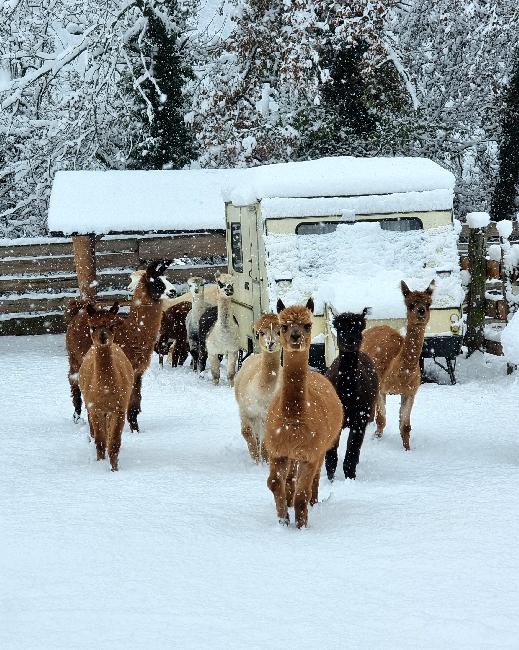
276, 298, 285, 313
305, 297, 314, 313
362, 307, 371, 317
400, 281, 411, 298
109, 302, 120, 314
426, 279, 436, 295
86, 303, 96, 317
147, 259, 171, 278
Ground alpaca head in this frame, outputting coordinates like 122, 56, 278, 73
333, 308, 370, 351
215, 271, 234, 298
276, 298, 314, 352
254, 314, 281, 353
86, 302, 120, 346
146, 260, 174, 301
401, 280, 435, 326
187, 276, 206, 298
128, 261, 175, 302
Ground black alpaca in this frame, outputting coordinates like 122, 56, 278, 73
325, 309, 379, 480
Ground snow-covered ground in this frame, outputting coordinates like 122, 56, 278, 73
1, 335, 518, 649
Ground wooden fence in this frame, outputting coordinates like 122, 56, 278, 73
459, 222, 519, 355
0, 231, 226, 335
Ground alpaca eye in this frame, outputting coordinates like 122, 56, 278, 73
281, 325, 288, 332
304, 324, 312, 332
259, 331, 264, 336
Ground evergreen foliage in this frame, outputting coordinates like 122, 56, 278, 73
491, 51, 519, 221
131, 0, 197, 170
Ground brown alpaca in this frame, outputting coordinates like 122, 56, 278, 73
234, 314, 281, 463
66, 260, 171, 431
361, 280, 435, 451
79, 304, 134, 471
154, 301, 192, 368
264, 299, 343, 528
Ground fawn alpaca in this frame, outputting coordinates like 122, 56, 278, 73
201, 272, 240, 386
265, 299, 343, 528
79, 304, 134, 471
234, 314, 281, 463
66, 260, 170, 431
361, 280, 435, 450
325, 309, 378, 481
185, 277, 210, 371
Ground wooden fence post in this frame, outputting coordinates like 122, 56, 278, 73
465, 215, 488, 356
72, 234, 97, 301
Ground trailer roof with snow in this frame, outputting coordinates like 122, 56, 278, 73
47, 156, 455, 236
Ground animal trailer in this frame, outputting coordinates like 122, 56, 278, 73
223, 156, 463, 382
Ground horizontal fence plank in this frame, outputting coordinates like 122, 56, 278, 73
0, 251, 140, 276
0, 232, 227, 331
139, 232, 226, 260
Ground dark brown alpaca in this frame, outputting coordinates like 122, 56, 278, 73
265, 299, 343, 528
361, 280, 435, 450
66, 260, 171, 431
154, 301, 192, 368
79, 304, 134, 471
325, 309, 378, 481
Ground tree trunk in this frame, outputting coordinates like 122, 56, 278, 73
72, 234, 97, 301
465, 226, 486, 355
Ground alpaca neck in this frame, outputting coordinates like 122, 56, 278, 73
217, 295, 232, 327
191, 292, 206, 321
280, 349, 308, 417
126, 277, 161, 325
259, 350, 281, 388
133, 278, 156, 307
93, 344, 115, 375
337, 347, 360, 381
399, 322, 426, 370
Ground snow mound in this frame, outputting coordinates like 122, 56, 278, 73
501, 311, 519, 364
261, 189, 453, 219
466, 212, 490, 229
227, 156, 455, 204
48, 157, 453, 235
496, 220, 514, 239
265, 222, 462, 317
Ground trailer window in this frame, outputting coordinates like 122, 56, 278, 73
378, 217, 423, 231
295, 217, 423, 235
296, 222, 341, 235
230, 222, 244, 272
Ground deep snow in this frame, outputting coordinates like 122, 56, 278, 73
1, 335, 518, 649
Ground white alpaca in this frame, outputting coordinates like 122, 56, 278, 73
185, 276, 210, 371
234, 314, 281, 462
206, 272, 241, 386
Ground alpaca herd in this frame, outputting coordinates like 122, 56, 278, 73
65, 263, 434, 528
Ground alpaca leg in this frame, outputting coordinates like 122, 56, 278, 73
158, 354, 164, 368
209, 354, 220, 385
285, 461, 297, 507
294, 461, 319, 528
310, 455, 325, 506
190, 346, 199, 371
227, 351, 239, 387
89, 411, 106, 460
127, 374, 142, 433
399, 394, 415, 451
343, 421, 367, 479
375, 392, 386, 437
325, 436, 340, 481
178, 343, 189, 367
260, 440, 269, 464
241, 418, 260, 462
267, 456, 290, 525
107, 411, 125, 472
69, 366, 82, 421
